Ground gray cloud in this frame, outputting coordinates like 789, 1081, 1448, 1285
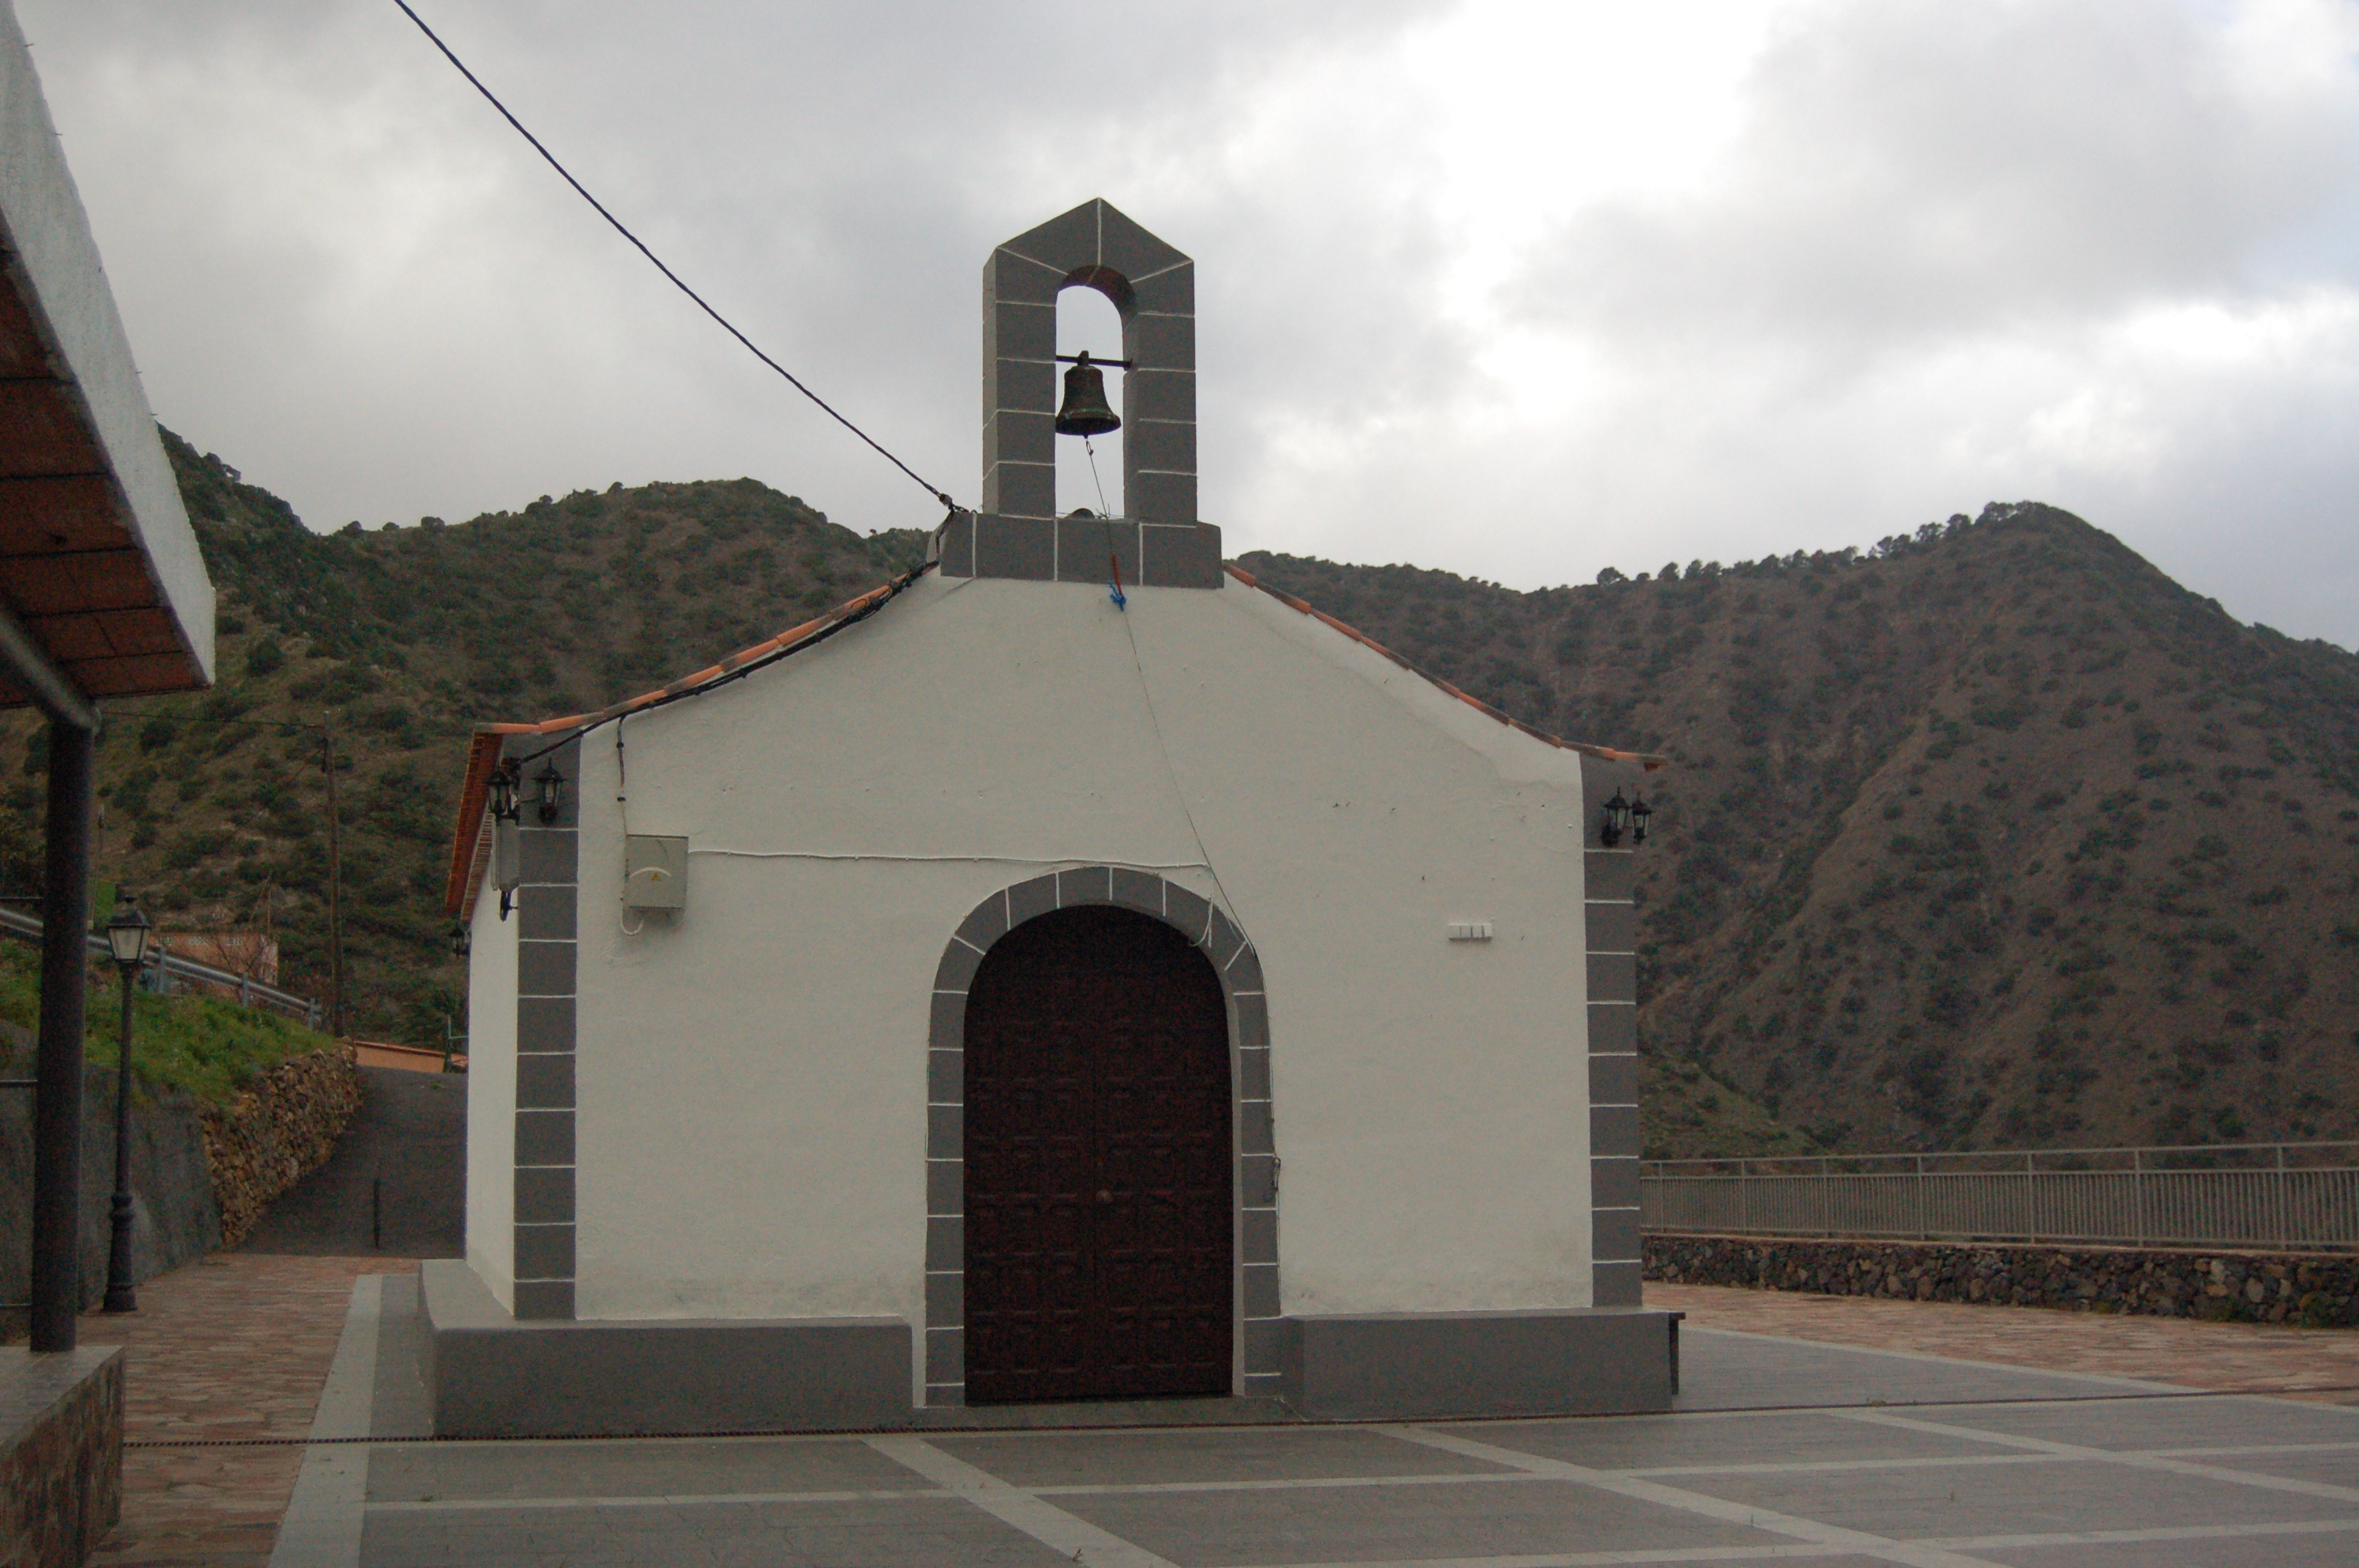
1512, 0, 2359, 350
16, 0, 2359, 648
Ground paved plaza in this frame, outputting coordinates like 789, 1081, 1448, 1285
76, 1258, 2359, 1566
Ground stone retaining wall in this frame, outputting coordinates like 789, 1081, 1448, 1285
202, 1047, 363, 1248
1645, 1232, 2359, 1327
0, 1346, 122, 1568
2, 1037, 358, 1333
0, 1050, 220, 1320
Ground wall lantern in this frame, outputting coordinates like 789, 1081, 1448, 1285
488, 759, 522, 824
491, 758, 523, 920
533, 761, 566, 825
1599, 789, 1632, 848
1630, 794, 1653, 846
449, 920, 472, 958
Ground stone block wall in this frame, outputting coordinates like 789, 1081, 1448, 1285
0, 1345, 122, 1568
1, 1038, 358, 1333
202, 1047, 362, 1248
1, 1042, 219, 1323
1646, 1232, 2359, 1327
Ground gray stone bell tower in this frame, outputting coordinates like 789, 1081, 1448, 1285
936, 199, 1223, 588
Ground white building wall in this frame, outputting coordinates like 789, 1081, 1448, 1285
561, 572, 1590, 1327
465, 883, 518, 1308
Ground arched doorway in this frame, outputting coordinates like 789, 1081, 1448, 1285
963, 905, 1233, 1403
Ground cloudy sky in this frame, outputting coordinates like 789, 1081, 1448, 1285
19, 0, 2359, 647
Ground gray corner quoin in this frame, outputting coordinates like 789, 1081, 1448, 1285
1583, 752, 1646, 1311
509, 736, 583, 1324
937, 198, 1224, 589
927, 867, 1280, 1405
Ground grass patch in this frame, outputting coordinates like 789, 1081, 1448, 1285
0, 942, 333, 1104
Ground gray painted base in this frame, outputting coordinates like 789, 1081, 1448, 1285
421, 1261, 910, 1437
1279, 1308, 1680, 1420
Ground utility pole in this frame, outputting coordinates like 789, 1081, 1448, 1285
321, 719, 344, 1039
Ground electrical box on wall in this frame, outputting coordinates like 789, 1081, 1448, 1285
624, 835, 688, 909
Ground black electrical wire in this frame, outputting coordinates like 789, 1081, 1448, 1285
389, 0, 955, 511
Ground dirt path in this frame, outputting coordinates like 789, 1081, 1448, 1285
1652, 1279, 2359, 1402
237, 1067, 463, 1259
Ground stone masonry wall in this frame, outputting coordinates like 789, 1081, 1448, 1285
1646, 1232, 2359, 1327
202, 1047, 362, 1248
0, 1347, 122, 1568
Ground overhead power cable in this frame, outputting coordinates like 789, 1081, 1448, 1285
390, 0, 954, 510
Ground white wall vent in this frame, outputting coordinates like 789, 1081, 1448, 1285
1446, 920, 1494, 942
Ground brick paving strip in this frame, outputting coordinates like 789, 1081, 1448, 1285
1650, 1280, 2359, 1403
75, 1254, 415, 1568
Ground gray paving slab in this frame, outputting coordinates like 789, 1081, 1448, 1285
1045, 1476, 1787, 1567
1668, 1454, 2357, 1540
367, 1436, 929, 1503
932, 1425, 1512, 1489
360, 1496, 1078, 1568
1449, 1407, 2021, 1473
1915, 1392, 2359, 1454
368, 1274, 434, 1441
1674, 1326, 2175, 1412
1976, 1523, 2359, 1568
2175, 1446, 2359, 1488
317, 1276, 2359, 1568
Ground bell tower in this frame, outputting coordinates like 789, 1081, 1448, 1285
936, 199, 1222, 589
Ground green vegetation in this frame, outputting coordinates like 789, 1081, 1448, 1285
0, 943, 336, 1104
1245, 503, 2359, 1156
0, 432, 928, 1049
9, 440, 2351, 1158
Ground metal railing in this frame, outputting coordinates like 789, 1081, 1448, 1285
1642, 1142, 2359, 1252
0, 906, 322, 1029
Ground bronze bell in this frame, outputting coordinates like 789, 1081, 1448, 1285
1054, 351, 1121, 437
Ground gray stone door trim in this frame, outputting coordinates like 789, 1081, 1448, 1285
924, 866, 1278, 1407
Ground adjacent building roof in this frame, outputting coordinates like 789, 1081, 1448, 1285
0, 5, 214, 719
442, 560, 1665, 919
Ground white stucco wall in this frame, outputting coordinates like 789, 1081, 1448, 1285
560, 572, 1593, 1329
465, 886, 518, 1308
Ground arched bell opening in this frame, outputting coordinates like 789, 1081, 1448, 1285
1054, 278, 1126, 521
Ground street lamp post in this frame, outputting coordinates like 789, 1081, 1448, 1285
102, 895, 153, 1314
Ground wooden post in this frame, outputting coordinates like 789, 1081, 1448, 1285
322, 720, 344, 1039
31, 719, 94, 1351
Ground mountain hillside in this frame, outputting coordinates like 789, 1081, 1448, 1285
0, 430, 928, 1048
7, 443, 2350, 1159
1244, 507, 2359, 1154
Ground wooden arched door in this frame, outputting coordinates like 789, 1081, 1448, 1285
963, 906, 1233, 1403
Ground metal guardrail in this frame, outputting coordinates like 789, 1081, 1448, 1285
1642, 1142, 2359, 1253
0, 906, 322, 1029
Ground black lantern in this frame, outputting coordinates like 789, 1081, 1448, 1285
534, 761, 565, 826
104, 895, 153, 968
449, 920, 472, 958
1599, 788, 1631, 848
488, 759, 522, 823
1630, 794, 1653, 846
